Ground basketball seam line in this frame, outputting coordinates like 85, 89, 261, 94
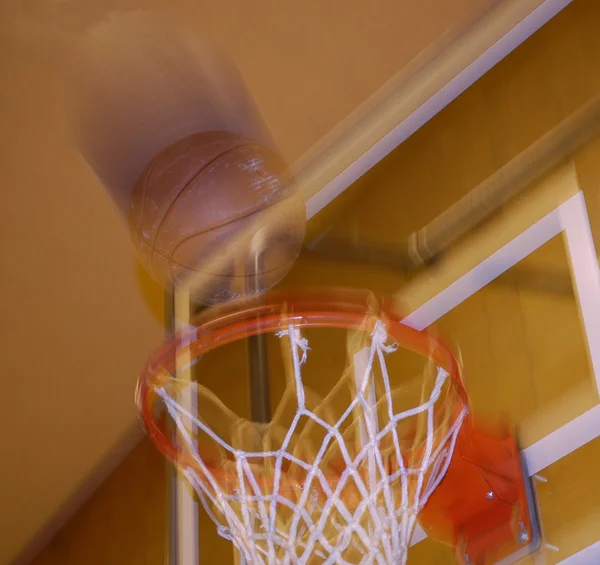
167, 193, 296, 252
149, 142, 251, 273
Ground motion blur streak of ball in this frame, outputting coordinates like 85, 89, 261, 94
130, 131, 306, 305
67, 9, 306, 303
68, 10, 269, 214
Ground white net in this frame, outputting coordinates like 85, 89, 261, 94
143, 315, 467, 565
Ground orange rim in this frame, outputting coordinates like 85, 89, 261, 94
138, 287, 468, 487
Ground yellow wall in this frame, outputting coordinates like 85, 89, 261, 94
0, 39, 165, 565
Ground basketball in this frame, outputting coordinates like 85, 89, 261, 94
129, 131, 306, 304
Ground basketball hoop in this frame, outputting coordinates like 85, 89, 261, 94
136, 288, 537, 564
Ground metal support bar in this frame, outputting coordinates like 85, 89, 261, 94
167, 288, 200, 565
246, 248, 271, 423
308, 95, 600, 274
413, 96, 600, 265
248, 333, 271, 422
165, 290, 179, 565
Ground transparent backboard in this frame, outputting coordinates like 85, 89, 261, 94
170, 163, 600, 564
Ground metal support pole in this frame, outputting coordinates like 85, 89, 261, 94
249, 332, 270, 422
165, 290, 178, 565
166, 288, 200, 565
247, 247, 271, 423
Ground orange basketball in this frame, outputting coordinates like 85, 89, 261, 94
129, 131, 306, 304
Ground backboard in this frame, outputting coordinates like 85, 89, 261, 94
167, 160, 600, 564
